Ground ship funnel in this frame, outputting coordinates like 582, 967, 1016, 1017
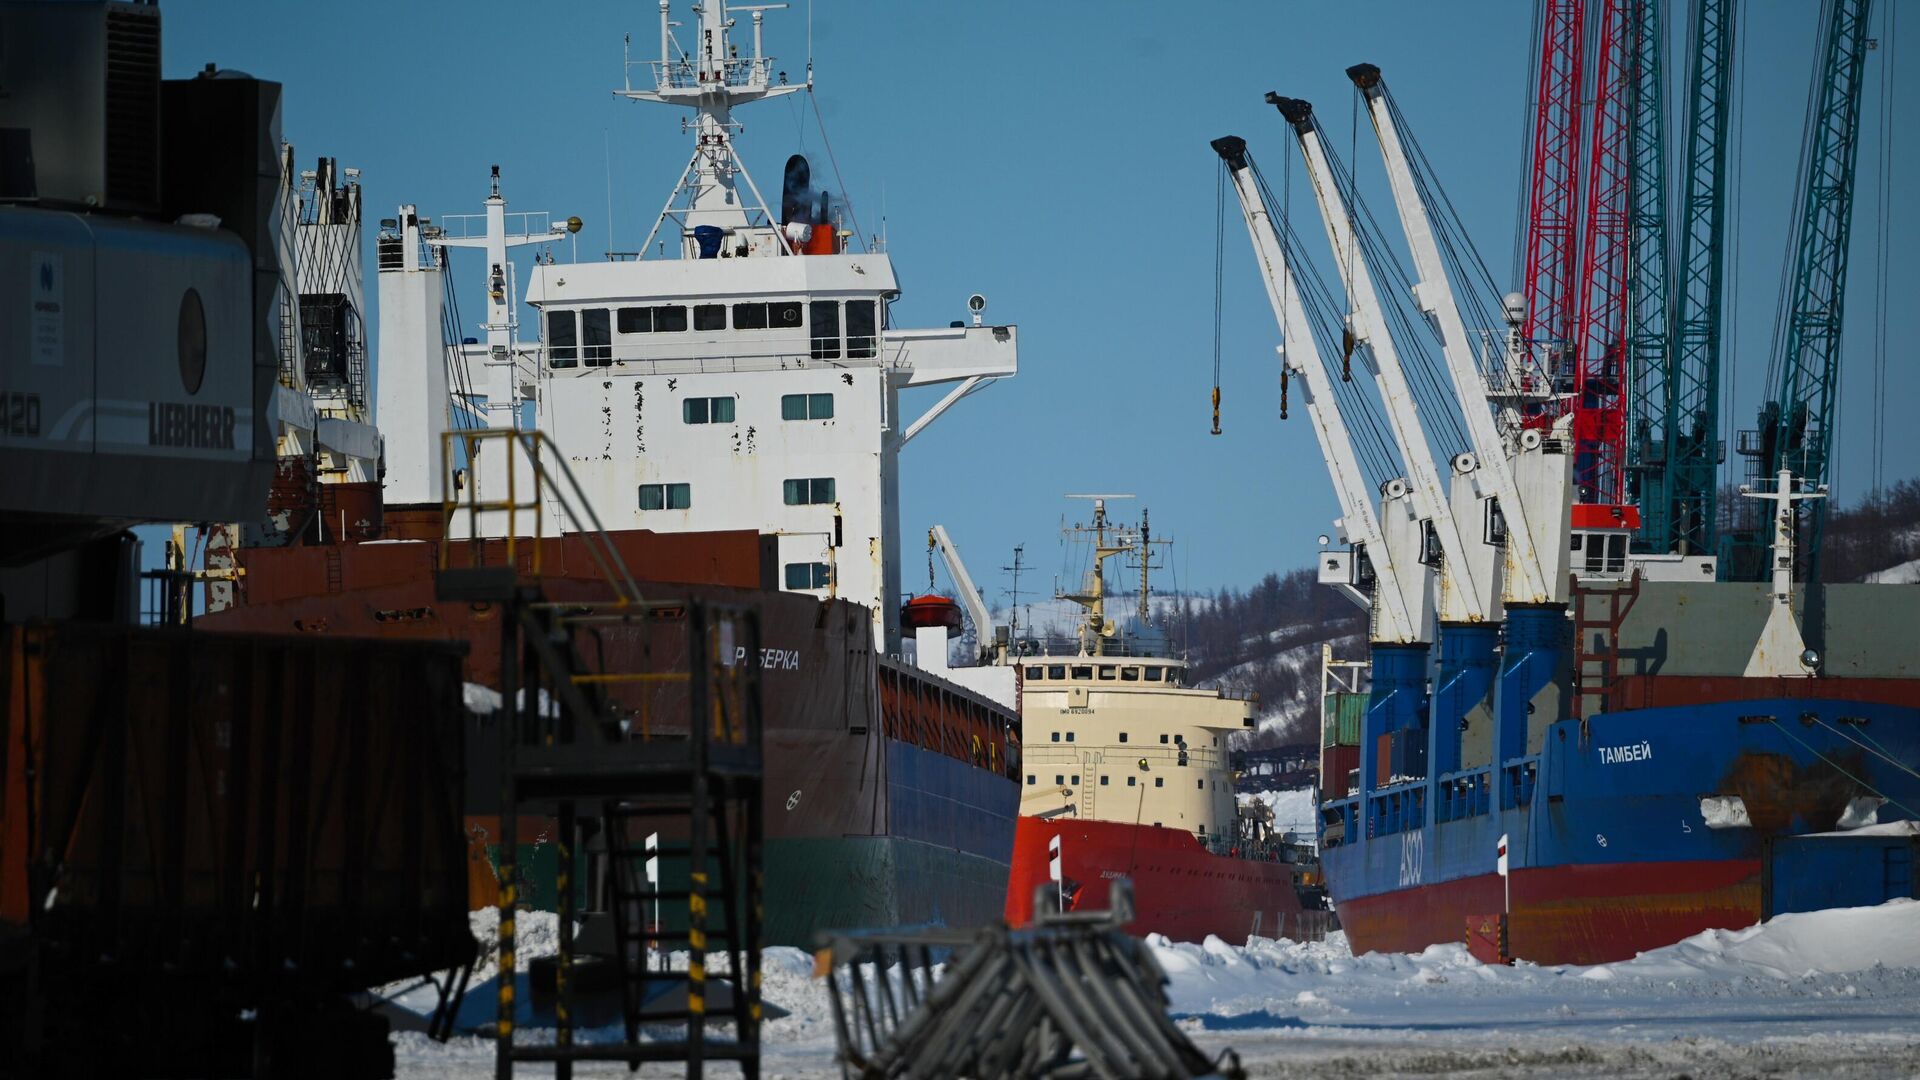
782, 154, 813, 224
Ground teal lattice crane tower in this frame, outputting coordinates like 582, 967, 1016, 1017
1624, 0, 1673, 550
1730, 0, 1875, 580
1658, 0, 1740, 556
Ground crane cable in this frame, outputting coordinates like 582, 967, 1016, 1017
1870, 0, 1896, 500
1212, 159, 1227, 434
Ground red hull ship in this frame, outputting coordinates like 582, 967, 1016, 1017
994, 498, 1327, 943
1005, 817, 1317, 943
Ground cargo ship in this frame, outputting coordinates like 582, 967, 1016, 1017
979, 499, 1322, 943
1212, 38, 1920, 966
195, 0, 1024, 946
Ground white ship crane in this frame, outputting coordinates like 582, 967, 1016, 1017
1272, 95, 1490, 627
1211, 136, 1421, 646
1349, 65, 1564, 606
929, 524, 997, 663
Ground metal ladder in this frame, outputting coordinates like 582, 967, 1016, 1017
436, 429, 766, 1078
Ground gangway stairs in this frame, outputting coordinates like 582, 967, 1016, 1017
436, 428, 767, 1079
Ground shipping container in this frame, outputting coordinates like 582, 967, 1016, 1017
1319, 745, 1359, 799
1322, 692, 1365, 748
1764, 832, 1918, 917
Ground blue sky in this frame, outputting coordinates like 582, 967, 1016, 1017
162, 1, 1914, 597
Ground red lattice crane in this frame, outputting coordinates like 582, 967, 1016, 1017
1570, 0, 1635, 508
1517, 0, 1636, 511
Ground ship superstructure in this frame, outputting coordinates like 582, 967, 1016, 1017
374, 0, 1015, 653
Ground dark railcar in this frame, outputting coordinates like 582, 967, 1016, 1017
0, 623, 475, 1077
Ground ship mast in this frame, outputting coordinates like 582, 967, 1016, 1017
620, 1, 808, 256
1060, 495, 1136, 656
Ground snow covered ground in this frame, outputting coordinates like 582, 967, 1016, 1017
395, 900, 1920, 1078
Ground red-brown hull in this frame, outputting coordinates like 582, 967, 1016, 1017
1003, 816, 1309, 944
1335, 859, 1760, 965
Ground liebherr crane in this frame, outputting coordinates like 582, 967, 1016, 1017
1268, 95, 1494, 629
1211, 135, 1427, 796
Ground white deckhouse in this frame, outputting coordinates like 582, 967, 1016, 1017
375, 1, 1016, 651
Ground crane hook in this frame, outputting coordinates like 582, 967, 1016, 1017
1210, 386, 1222, 436
1279, 366, 1290, 420
1340, 327, 1356, 382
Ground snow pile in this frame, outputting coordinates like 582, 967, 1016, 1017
1145, 899, 1920, 1028
1586, 899, 1920, 982
1866, 557, 1920, 584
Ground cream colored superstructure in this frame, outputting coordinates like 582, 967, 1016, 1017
1017, 655, 1256, 841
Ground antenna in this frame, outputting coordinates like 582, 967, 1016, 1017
1001, 544, 1027, 645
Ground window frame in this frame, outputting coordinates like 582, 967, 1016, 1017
546, 308, 578, 368
581, 307, 612, 366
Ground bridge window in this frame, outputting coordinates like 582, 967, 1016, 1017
1198, 780, 1205, 790
1055, 774, 1064, 785
1121, 667, 1140, 682
1071, 775, 1079, 785
1160, 734, 1169, 744
810, 301, 840, 359
1026, 774, 1035, 785
1144, 667, 1164, 682
694, 303, 727, 331
546, 309, 577, 367
1050, 732, 1060, 743
733, 300, 803, 330
1071, 666, 1092, 680
1154, 777, 1164, 788
781, 392, 834, 420
1100, 775, 1109, 786
1098, 666, 1116, 681
783, 562, 832, 590
1025, 666, 1043, 679
638, 483, 691, 511
682, 396, 735, 424
1066, 732, 1075, 742
846, 299, 877, 358
582, 308, 612, 366
1127, 777, 1137, 787
1048, 665, 1066, 680
616, 304, 689, 334
783, 477, 837, 505
1118, 732, 1128, 743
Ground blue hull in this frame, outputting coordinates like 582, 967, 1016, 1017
1320, 694, 1920, 962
